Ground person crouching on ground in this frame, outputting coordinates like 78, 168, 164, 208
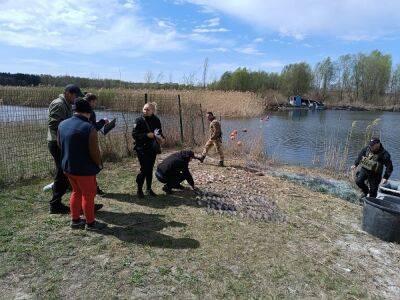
351, 137, 393, 201
132, 102, 165, 198
58, 98, 107, 230
84, 92, 109, 196
156, 150, 198, 194
199, 112, 224, 167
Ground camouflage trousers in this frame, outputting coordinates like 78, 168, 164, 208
202, 139, 224, 161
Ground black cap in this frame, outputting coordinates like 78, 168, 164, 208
369, 137, 381, 146
65, 84, 84, 97
73, 98, 92, 113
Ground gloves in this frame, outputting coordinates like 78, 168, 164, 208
154, 128, 162, 139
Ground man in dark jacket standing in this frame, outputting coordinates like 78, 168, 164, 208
132, 102, 165, 198
351, 137, 393, 199
156, 150, 197, 194
47, 84, 83, 214
58, 99, 106, 230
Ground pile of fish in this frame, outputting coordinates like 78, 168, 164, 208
193, 180, 284, 222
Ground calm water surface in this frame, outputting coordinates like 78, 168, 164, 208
222, 109, 400, 179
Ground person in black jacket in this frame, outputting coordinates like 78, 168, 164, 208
84, 93, 109, 131
84, 93, 110, 196
156, 150, 197, 194
132, 102, 165, 198
351, 137, 393, 199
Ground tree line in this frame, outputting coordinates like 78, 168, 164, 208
1, 49, 399, 104
210, 50, 400, 103
0, 73, 196, 90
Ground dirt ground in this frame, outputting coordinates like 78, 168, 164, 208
1, 153, 400, 299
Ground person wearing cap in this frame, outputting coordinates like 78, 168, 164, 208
351, 137, 393, 200
155, 150, 198, 194
47, 84, 84, 214
58, 99, 107, 230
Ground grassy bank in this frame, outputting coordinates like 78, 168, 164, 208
1, 154, 400, 298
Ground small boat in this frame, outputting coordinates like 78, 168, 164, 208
378, 180, 400, 199
288, 95, 326, 110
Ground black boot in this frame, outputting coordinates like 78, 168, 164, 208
70, 218, 86, 229
219, 160, 224, 167
147, 189, 157, 197
199, 155, 205, 163
137, 189, 145, 198
50, 203, 70, 214
162, 185, 173, 194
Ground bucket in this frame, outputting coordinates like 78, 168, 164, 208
362, 197, 400, 242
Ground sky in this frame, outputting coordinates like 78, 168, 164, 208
0, 0, 400, 83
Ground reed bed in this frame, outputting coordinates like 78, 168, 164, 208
0, 86, 267, 117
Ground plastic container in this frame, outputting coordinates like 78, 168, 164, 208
362, 196, 400, 242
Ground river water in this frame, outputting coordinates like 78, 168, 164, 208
222, 109, 400, 179
1, 105, 399, 179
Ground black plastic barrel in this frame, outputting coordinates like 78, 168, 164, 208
362, 197, 400, 242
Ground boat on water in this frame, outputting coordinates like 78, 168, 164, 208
288, 95, 326, 110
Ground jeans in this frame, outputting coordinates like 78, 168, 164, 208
355, 167, 382, 198
136, 150, 157, 191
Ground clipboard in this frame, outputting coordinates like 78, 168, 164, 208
101, 118, 116, 135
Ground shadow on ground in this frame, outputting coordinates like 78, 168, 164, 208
95, 210, 200, 249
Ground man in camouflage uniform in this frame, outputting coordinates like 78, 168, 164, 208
199, 112, 224, 167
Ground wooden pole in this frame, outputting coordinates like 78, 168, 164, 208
144, 93, 148, 104
177, 95, 184, 145
200, 104, 205, 136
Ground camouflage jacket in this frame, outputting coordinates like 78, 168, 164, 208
209, 119, 222, 140
47, 94, 73, 142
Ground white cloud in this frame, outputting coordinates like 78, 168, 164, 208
0, 0, 183, 55
184, 0, 400, 40
193, 27, 229, 33
199, 47, 228, 53
193, 16, 228, 34
235, 46, 263, 55
204, 17, 220, 27
253, 38, 263, 43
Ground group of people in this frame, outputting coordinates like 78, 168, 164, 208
47, 84, 225, 230
47, 84, 395, 230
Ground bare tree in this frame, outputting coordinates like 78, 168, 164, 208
182, 71, 197, 86
144, 71, 154, 85
156, 72, 164, 83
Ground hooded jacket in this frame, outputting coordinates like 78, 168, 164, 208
156, 150, 194, 187
354, 145, 393, 179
